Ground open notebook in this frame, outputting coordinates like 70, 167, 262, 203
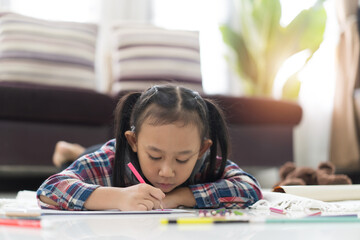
273, 184, 360, 202
0, 191, 194, 216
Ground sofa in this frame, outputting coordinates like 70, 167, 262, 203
0, 12, 302, 190
0, 81, 302, 190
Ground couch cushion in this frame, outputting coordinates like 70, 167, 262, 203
0, 12, 98, 90
110, 24, 203, 94
0, 82, 115, 125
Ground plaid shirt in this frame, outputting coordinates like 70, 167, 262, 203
37, 139, 263, 210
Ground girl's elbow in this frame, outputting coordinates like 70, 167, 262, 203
252, 184, 263, 201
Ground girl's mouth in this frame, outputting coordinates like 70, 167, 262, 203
158, 183, 175, 191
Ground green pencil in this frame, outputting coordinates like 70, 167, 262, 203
266, 217, 360, 224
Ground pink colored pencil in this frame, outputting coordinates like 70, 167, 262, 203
270, 207, 286, 214
127, 162, 164, 210
0, 218, 41, 228
127, 162, 145, 183
308, 211, 322, 217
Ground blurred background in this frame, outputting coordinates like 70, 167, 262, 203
1, 0, 358, 189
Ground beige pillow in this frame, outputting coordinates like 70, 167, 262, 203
0, 12, 98, 90
110, 24, 203, 94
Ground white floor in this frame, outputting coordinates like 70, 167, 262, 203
2, 188, 360, 240
2, 211, 360, 240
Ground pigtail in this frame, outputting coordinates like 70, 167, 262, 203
113, 92, 141, 187
204, 99, 230, 182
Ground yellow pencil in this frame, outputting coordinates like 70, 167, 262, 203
160, 217, 248, 224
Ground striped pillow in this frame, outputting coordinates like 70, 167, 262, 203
110, 24, 203, 94
0, 12, 98, 90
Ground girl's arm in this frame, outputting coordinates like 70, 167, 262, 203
39, 184, 164, 211
162, 187, 196, 209
83, 185, 164, 211
187, 160, 263, 209
36, 157, 109, 210
36, 140, 163, 211
37, 167, 164, 211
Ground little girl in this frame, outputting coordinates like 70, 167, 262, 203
37, 85, 263, 211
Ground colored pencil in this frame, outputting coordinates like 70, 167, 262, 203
266, 217, 360, 223
161, 217, 249, 224
161, 215, 360, 225
127, 162, 164, 210
0, 218, 41, 228
270, 207, 286, 214
127, 162, 145, 183
5, 212, 41, 218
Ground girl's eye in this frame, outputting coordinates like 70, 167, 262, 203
148, 155, 161, 160
176, 159, 189, 164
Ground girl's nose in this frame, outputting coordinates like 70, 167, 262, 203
159, 163, 175, 178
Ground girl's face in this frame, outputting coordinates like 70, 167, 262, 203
125, 119, 212, 193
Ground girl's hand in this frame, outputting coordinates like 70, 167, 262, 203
84, 185, 165, 211
117, 184, 165, 211
162, 187, 196, 209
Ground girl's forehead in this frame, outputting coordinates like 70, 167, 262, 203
137, 104, 203, 128
137, 121, 202, 145
139, 116, 201, 131
140, 120, 197, 132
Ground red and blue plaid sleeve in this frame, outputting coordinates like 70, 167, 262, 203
36, 139, 116, 210
189, 160, 263, 209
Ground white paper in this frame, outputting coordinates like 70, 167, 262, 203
41, 208, 195, 215
274, 184, 360, 202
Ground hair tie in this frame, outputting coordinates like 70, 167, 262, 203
193, 91, 200, 100
130, 125, 136, 132
153, 86, 158, 93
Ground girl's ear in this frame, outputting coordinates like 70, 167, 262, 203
198, 139, 213, 159
124, 130, 138, 152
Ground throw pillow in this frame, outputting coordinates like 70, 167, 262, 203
0, 12, 98, 90
110, 24, 203, 94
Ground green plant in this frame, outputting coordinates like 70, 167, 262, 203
220, 0, 327, 99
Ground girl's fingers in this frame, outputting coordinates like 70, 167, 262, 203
148, 186, 165, 201
148, 187, 165, 209
137, 203, 150, 211
140, 199, 154, 211
130, 184, 165, 210
138, 183, 164, 199
143, 194, 163, 209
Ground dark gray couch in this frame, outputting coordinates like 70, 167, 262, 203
0, 81, 302, 190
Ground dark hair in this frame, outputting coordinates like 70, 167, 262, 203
112, 85, 229, 187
